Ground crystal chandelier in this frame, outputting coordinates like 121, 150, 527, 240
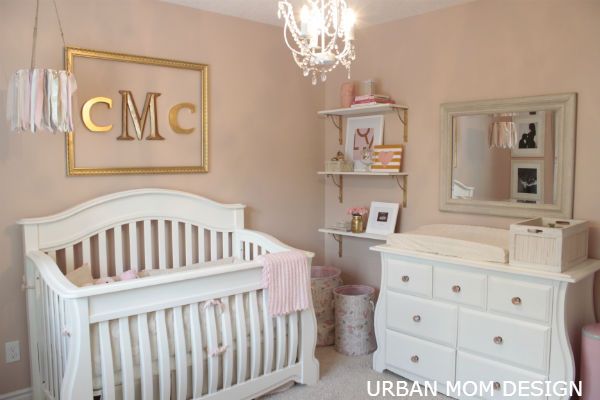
278, 0, 356, 85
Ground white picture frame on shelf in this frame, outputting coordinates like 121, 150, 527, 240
511, 111, 545, 158
344, 115, 384, 171
511, 160, 544, 203
366, 201, 399, 235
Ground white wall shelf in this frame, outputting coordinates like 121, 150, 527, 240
318, 171, 408, 207
318, 104, 409, 144
319, 228, 386, 257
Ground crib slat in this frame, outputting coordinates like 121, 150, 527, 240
287, 312, 299, 366
234, 294, 248, 383
118, 318, 135, 400
210, 230, 217, 261
244, 242, 251, 261
220, 297, 233, 388
155, 310, 171, 400
51, 292, 63, 393
48, 287, 59, 397
248, 290, 261, 379
205, 302, 219, 394
58, 297, 68, 377
198, 228, 206, 262
223, 232, 231, 258
98, 230, 108, 278
65, 246, 75, 273
143, 220, 153, 269
128, 222, 138, 270
114, 226, 124, 275
184, 223, 193, 265
99, 321, 116, 400
82, 238, 91, 264
173, 306, 187, 400
172, 221, 180, 268
158, 220, 166, 269
252, 244, 259, 260
189, 303, 204, 398
137, 313, 153, 400
40, 283, 51, 394
47, 250, 57, 262
262, 290, 274, 374
276, 315, 287, 369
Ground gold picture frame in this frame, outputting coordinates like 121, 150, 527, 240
65, 47, 208, 175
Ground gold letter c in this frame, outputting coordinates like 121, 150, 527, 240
169, 102, 196, 134
82, 97, 113, 132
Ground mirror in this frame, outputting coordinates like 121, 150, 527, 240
440, 93, 576, 218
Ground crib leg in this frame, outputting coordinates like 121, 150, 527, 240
60, 298, 94, 400
298, 309, 320, 385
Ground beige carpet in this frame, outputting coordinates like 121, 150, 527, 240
264, 347, 450, 399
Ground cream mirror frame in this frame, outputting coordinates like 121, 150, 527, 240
439, 93, 577, 218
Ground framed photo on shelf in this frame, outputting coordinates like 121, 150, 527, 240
344, 115, 384, 170
511, 111, 545, 158
366, 201, 399, 235
511, 160, 544, 202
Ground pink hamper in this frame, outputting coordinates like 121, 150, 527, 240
311, 266, 343, 346
334, 285, 377, 356
581, 323, 600, 400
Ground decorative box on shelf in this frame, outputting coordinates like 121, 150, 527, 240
325, 159, 354, 172
509, 217, 589, 272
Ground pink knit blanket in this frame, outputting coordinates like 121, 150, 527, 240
260, 250, 311, 316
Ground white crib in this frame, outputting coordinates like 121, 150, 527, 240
19, 189, 319, 400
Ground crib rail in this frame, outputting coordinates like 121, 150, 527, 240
42, 218, 235, 279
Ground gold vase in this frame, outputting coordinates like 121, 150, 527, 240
351, 215, 364, 233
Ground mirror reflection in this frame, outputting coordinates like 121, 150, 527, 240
452, 110, 556, 204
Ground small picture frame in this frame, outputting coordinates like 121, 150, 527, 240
511, 111, 545, 158
371, 144, 403, 172
511, 160, 544, 202
366, 201, 399, 235
344, 115, 384, 169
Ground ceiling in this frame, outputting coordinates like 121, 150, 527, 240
162, 0, 477, 27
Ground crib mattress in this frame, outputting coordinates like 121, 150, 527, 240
386, 224, 509, 264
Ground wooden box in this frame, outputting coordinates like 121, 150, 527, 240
325, 160, 354, 172
509, 218, 589, 272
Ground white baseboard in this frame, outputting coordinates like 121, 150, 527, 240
0, 388, 32, 400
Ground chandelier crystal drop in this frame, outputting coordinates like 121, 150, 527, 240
278, 0, 356, 85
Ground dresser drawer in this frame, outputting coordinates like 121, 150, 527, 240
387, 292, 457, 346
386, 330, 455, 383
456, 352, 546, 400
458, 309, 550, 373
387, 259, 432, 297
433, 268, 486, 308
488, 277, 552, 323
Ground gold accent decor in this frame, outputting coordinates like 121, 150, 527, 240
169, 102, 196, 134
65, 47, 209, 176
82, 97, 113, 132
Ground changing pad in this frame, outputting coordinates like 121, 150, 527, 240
386, 224, 509, 263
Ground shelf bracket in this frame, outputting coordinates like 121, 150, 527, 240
394, 108, 409, 143
394, 175, 408, 208
326, 174, 344, 203
326, 115, 343, 145
331, 234, 343, 257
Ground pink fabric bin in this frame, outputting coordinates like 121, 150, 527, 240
581, 323, 600, 399
334, 285, 377, 356
311, 266, 343, 346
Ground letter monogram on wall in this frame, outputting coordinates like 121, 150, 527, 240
65, 47, 208, 175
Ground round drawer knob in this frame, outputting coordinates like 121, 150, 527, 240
493, 382, 501, 391
512, 296, 522, 305
413, 315, 421, 323
493, 336, 504, 345
410, 355, 419, 363
402, 275, 410, 283
452, 285, 461, 293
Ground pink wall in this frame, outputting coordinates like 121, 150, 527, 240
323, 0, 600, 302
0, 0, 324, 393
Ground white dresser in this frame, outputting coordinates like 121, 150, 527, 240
372, 245, 600, 400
